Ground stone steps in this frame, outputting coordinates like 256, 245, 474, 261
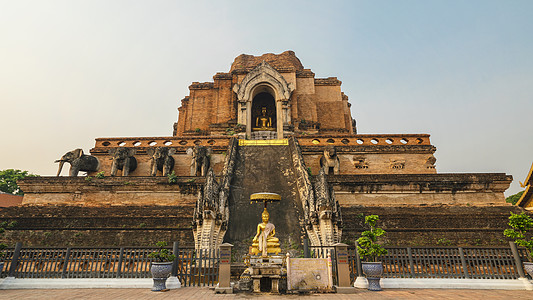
226, 144, 303, 257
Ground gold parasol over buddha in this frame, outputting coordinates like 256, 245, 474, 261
249, 193, 282, 257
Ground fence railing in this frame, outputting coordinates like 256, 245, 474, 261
177, 247, 219, 287
342, 243, 529, 282
0, 242, 219, 286
1, 242, 529, 285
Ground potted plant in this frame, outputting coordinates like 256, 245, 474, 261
148, 241, 176, 292
504, 212, 533, 275
356, 215, 388, 291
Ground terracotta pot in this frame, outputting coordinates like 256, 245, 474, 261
361, 262, 383, 291
150, 262, 173, 291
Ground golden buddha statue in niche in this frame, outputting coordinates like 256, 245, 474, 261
251, 208, 281, 256
254, 107, 274, 131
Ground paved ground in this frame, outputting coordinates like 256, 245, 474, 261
1, 288, 532, 300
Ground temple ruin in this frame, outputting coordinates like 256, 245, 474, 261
1, 51, 521, 253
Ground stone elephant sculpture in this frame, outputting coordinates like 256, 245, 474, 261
146, 147, 175, 176
319, 145, 340, 175
55, 149, 100, 177
109, 148, 137, 176
187, 146, 211, 177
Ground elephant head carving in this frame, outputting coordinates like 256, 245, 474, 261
108, 148, 137, 176
146, 147, 176, 176
55, 149, 100, 177
319, 145, 340, 175
187, 146, 212, 177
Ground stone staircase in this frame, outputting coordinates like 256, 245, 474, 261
226, 143, 303, 256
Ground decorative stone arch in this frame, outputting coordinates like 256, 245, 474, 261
233, 61, 295, 139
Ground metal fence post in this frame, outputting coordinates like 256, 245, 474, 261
407, 247, 415, 277
509, 241, 526, 278
458, 247, 470, 279
354, 240, 363, 277
61, 247, 71, 278
116, 247, 124, 278
172, 241, 179, 277
8, 242, 23, 278
303, 238, 310, 258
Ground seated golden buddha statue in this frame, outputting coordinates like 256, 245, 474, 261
254, 107, 274, 131
251, 208, 281, 256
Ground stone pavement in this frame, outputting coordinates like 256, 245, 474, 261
1, 287, 532, 300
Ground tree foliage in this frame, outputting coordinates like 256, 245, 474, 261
504, 212, 533, 261
357, 215, 388, 262
506, 190, 525, 205
0, 169, 38, 195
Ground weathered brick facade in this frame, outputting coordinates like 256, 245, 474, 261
174, 51, 354, 137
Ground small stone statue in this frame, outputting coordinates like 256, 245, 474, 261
320, 145, 340, 175
55, 149, 99, 177
187, 146, 211, 177
251, 209, 281, 256
109, 148, 137, 176
147, 147, 175, 176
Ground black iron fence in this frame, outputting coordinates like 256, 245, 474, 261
344, 243, 529, 282
1, 242, 529, 285
0, 242, 219, 286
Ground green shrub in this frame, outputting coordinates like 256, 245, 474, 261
167, 171, 178, 184
504, 211, 533, 260
437, 238, 452, 246
148, 241, 176, 262
356, 215, 388, 262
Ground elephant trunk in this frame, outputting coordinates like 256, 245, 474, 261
56, 160, 65, 176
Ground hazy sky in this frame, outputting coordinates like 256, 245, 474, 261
1, 0, 532, 196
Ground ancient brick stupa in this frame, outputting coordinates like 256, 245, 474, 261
2, 51, 520, 253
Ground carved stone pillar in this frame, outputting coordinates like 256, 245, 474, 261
246, 102, 252, 139
276, 100, 283, 139
282, 100, 290, 126
238, 102, 247, 126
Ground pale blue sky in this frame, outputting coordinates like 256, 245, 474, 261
0, 0, 532, 196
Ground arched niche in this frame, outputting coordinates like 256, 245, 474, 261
233, 61, 294, 139
251, 88, 276, 131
